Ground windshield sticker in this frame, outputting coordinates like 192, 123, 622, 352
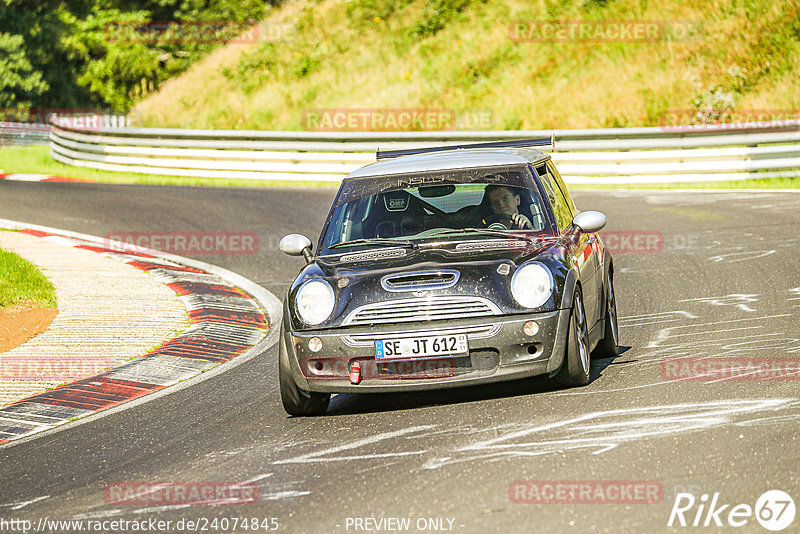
335, 166, 534, 207
384, 192, 410, 211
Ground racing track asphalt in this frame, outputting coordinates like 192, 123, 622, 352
0, 182, 799, 533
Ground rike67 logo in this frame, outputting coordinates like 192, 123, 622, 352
668, 490, 795, 531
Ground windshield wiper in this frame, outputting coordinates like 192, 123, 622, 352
328, 238, 419, 250
426, 228, 538, 243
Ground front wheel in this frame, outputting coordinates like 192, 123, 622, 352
592, 270, 619, 358
279, 335, 330, 416
555, 288, 591, 387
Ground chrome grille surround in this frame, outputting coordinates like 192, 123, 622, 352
380, 269, 460, 292
342, 295, 502, 326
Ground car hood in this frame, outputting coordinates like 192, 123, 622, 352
286, 239, 571, 331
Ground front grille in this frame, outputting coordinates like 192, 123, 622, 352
342, 296, 501, 326
381, 270, 459, 292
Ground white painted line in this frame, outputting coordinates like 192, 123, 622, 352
0, 495, 49, 510
131, 504, 192, 514
241, 473, 273, 485
619, 311, 698, 320
274, 425, 435, 465
260, 490, 311, 500
71, 510, 123, 520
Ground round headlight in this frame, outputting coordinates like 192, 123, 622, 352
295, 279, 335, 325
511, 262, 553, 309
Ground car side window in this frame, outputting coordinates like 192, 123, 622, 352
547, 161, 578, 215
536, 164, 572, 232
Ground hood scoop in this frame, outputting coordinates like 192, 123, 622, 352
455, 239, 529, 251
339, 248, 407, 263
381, 270, 460, 292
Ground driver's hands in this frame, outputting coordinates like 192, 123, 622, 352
511, 213, 532, 229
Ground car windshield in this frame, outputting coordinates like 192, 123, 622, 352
319, 165, 554, 253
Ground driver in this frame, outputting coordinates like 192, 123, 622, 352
484, 184, 533, 229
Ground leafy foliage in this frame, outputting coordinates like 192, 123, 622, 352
0, 0, 278, 112
413, 0, 478, 38
0, 33, 49, 109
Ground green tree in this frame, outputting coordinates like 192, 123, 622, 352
0, 0, 277, 113
0, 32, 49, 109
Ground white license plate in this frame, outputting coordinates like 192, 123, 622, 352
375, 334, 468, 359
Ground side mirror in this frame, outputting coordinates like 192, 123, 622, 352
572, 211, 607, 233
280, 234, 313, 263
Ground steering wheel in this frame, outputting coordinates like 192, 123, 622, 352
483, 213, 515, 230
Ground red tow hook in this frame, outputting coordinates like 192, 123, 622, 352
349, 362, 362, 384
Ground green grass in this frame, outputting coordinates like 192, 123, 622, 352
130, 0, 800, 131
0, 145, 339, 188
0, 246, 58, 309
2, 145, 798, 189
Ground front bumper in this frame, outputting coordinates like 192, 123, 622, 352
281, 308, 570, 393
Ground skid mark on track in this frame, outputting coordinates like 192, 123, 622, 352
0, 495, 49, 510
274, 425, 435, 465
790, 288, 800, 308
708, 250, 776, 263
271, 400, 800, 471
680, 293, 760, 312
644, 314, 792, 350
422, 398, 800, 468
618, 310, 698, 327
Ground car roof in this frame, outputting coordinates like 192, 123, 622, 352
346, 147, 551, 179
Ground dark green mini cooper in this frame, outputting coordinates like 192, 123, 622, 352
278, 139, 618, 415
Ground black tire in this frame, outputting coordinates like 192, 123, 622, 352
555, 288, 591, 387
592, 269, 619, 358
279, 335, 330, 416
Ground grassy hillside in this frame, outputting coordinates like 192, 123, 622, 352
131, 0, 800, 130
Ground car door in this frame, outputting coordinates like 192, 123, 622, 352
535, 162, 600, 327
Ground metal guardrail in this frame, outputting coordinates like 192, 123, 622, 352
48, 120, 800, 183
2, 115, 126, 147
1, 123, 50, 146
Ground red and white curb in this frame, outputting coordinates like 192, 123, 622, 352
0, 173, 89, 183
0, 220, 279, 445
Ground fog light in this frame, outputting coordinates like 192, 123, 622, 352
523, 321, 539, 336
308, 337, 323, 352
